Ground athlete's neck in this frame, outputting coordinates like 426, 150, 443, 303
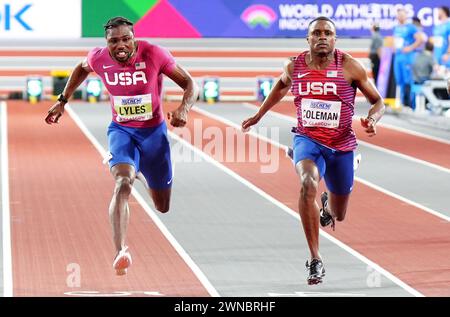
307, 50, 335, 70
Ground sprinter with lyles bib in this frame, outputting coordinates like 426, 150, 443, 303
45, 16, 199, 275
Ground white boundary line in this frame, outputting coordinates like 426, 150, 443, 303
375, 121, 450, 146
357, 140, 450, 175
65, 105, 220, 297
167, 124, 424, 297
1, 101, 13, 297
354, 177, 450, 222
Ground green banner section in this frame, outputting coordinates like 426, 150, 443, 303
124, 0, 158, 17
82, 0, 158, 37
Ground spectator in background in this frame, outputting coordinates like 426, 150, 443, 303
393, 8, 424, 108
411, 40, 435, 110
369, 23, 383, 86
432, 6, 450, 67
412, 40, 435, 85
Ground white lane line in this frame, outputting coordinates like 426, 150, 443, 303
1, 101, 13, 297
65, 105, 220, 297
167, 125, 423, 298
355, 176, 450, 222
374, 120, 450, 146
357, 140, 450, 175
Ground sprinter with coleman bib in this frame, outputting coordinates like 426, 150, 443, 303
241, 17, 385, 285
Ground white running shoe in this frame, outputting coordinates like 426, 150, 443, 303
113, 246, 132, 276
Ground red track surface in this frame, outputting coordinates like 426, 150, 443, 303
7, 101, 209, 297
163, 102, 450, 296
6, 98, 449, 296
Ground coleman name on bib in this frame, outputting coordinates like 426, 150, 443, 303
301, 98, 341, 128
113, 94, 153, 122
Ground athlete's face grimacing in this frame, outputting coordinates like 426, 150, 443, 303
307, 21, 336, 57
106, 25, 137, 63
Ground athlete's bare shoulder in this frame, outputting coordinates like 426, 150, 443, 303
283, 57, 296, 81
81, 58, 92, 72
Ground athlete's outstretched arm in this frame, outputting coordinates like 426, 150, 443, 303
166, 64, 199, 127
241, 59, 293, 130
345, 55, 385, 137
45, 60, 92, 124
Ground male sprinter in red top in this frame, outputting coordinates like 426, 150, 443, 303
45, 17, 199, 275
242, 17, 385, 285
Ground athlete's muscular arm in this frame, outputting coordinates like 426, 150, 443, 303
403, 31, 425, 53
343, 54, 385, 137
45, 59, 92, 124
242, 59, 293, 131
166, 64, 199, 128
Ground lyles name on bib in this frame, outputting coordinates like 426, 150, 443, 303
113, 94, 153, 122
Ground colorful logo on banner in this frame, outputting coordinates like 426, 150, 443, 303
241, 4, 277, 29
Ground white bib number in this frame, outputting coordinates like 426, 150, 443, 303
433, 36, 443, 48
301, 98, 341, 129
394, 37, 404, 50
113, 94, 153, 122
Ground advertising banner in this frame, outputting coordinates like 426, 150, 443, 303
82, 0, 447, 38
0, 0, 81, 39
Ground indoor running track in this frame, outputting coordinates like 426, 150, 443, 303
1, 100, 449, 297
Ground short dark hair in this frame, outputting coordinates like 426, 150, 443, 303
308, 16, 336, 32
425, 40, 434, 52
103, 16, 134, 36
440, 6, 450, 18
412, 16, 421, 25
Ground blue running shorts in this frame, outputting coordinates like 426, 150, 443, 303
107, 121, 172, 190
293, 134, 354, 195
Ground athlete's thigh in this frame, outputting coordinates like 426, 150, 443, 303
323, 150, 354, 196
293, 134, 326, 179
137, 122, 173, 190
323, 150, 354, 217
107, 122, 139, 171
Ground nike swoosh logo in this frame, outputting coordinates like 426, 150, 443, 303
297, 72, 310, 79
167, 177, 173, 185
102, 65, 114, 69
